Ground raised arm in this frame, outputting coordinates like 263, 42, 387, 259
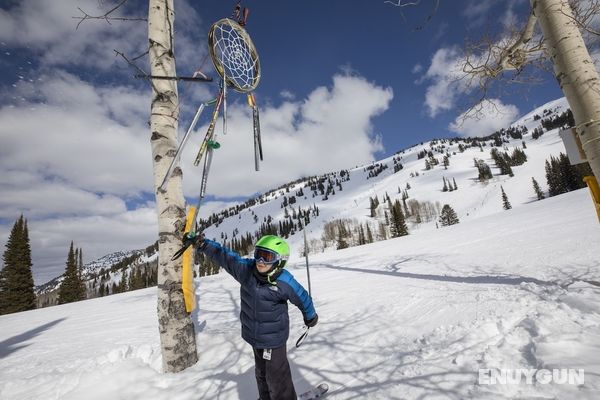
198, 239, 253, 283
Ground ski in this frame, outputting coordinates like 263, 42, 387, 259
298, 383, 329, 400
248, 92, 263, 171
194, 90, 224, 166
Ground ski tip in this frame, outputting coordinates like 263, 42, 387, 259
299, 382, 329, 400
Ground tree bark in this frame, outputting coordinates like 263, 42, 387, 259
533, 0, 600, 181
148, 0, 198, 373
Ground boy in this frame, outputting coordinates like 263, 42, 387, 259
192, 234, 318, 400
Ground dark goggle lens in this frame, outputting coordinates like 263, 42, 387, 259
254, 248, 278, 263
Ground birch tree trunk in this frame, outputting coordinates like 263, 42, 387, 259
533, 0, 600, 180
148, 0, 198, 373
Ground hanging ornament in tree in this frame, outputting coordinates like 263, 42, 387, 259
169, 7, 263, 262
192, 16, 262, 165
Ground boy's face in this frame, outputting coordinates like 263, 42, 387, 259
256, 261, 272, 274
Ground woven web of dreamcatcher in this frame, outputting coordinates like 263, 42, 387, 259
209, 18, 260, 93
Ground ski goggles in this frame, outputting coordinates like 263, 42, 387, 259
254, 247, 280, 264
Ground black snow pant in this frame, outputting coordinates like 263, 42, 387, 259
253, 345, 297, 400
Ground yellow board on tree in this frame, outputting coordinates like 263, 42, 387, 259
182, 206, 197, 313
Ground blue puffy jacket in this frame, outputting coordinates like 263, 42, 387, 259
199, 239, 317, 349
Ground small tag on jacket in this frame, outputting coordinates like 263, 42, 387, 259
263, 349, 272, 360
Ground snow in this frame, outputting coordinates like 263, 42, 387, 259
1, 189, 600, 399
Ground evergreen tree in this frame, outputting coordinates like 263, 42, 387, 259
0, 215, 35, 314
439, 204, 460, 226
119, 270, 129, 293
532, 177, 545, 200
390, 200, 409, 238
442, 178, 448, 192
544, 153, 590, 196
501, 186, 512, 210
369, 197, 377, 218
453, 177, 458, 191
476, 160, 493, 181
490, 149, 514, 176
58, 242, 86, 304
545, 158, 562, 196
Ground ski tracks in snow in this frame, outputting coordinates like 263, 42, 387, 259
298, 261, 600, 399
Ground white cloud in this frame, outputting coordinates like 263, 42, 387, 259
0, 0, 147, 70
280, 90, 295, 100
0, 0, 207, 73
462, 0, 525, 28
448, 99, 520, 138
180, 74, 392, 198
421, 46, 469, 117
462, 0, 498, 27
0, 72, 153, 197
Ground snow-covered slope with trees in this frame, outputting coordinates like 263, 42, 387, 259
35, 97, 581, 304
199, 97, 574, 257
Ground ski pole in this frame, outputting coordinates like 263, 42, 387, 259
296, 229, 312, 348
159, 101, 207, 191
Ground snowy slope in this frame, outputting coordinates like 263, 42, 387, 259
1, 188, 599, 400
202, 97, 572, 256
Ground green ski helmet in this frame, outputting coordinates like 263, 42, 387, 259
254, 235, 290, 280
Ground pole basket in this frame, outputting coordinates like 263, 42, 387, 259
583, 175, 600, 223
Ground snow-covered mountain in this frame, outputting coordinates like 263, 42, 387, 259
36, 97, 575, 304
36, 250, 140, 293
35, 248, 158, 307
199, 97, 572, 255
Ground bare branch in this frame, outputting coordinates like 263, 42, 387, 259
74, 0, 147, 30
131, 50, 149, 62
561, 0, 600, 37
114, 49, 159, 93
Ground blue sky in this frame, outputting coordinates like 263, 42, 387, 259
0, 0, 569, 283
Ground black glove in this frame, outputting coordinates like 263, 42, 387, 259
304, 314, 318, 328
172, 231, 205, 261
182, 231, 204, 248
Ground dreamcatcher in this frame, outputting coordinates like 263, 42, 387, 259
165, 6, 263, 260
